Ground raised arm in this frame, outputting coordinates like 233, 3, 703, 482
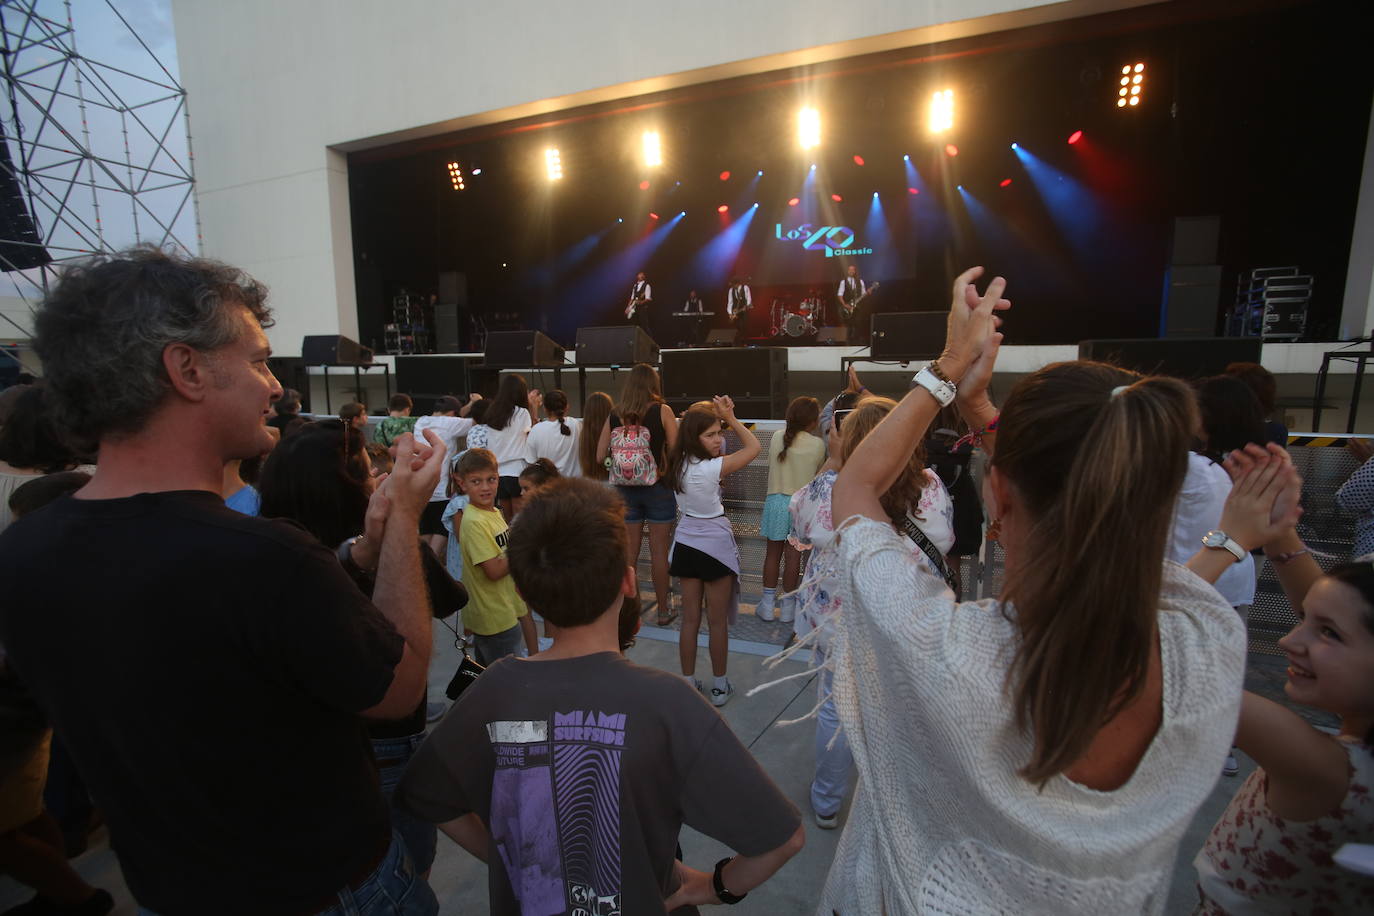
833, 267, 1007, 526
1235, 690, 1351, 820
1185, 443, 1302, 585
716, 396, 761, 476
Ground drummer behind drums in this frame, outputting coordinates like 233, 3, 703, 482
726, 276, 752, 346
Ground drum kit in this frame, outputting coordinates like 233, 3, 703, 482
770, 290, 826, 338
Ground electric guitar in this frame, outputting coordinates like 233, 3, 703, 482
840, 281, 881, 317
625, 296, 649, 320
727, 289, 753, 319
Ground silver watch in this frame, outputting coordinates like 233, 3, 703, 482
1201, 530, 1246, 562
910, 367, 957, 407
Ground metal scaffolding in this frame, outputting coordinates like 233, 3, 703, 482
0, 0, 197, 371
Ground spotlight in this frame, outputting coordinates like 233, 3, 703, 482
617, 218, 624, 223
831, 193, 843, 202
757, 170, 763, 177
788, 197, 800, 206
752, 202, 759, 208
853, 155, 865, 166
719, 171, 731, 182
907, 187, 920, 195
956, 184, 963, 190
928, 89, 954, 134
903, 154, 910, 161
799, 107, 821, 150
649, 212, 660, 220
945, 144, 959, 157
679, 210, 685, 216
638, 180, 650, 190
717, 204, 729, 213
1010, 142, 1018, 150
544, 147, 563, 181
1067, 130, 1083, 145
1117, 62, 1145, 109
642, 130, 663, 168
471, 168, 482, 176
446, 161, 465, 191
999, 178, 1012, 187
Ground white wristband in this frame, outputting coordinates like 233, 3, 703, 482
911, 367, 957, 407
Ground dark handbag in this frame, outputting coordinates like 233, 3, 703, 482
444, 642, 485, 700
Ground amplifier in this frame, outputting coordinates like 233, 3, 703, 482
301, 334, 373, 366
483, 330, 565, 368
575, 326, 659, 366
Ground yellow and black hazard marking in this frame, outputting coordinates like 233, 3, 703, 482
1288, 435, 1354, 448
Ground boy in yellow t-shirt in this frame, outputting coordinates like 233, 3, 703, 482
456, 449, 537, 664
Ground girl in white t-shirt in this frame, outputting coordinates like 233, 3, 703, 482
524, 389, 582, 478
483, 374, 536, 519
664, 397, 760, 707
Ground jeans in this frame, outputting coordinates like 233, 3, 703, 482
372, 734, 437, 875
474, 622, 525, 666
810, 647, 852, 819
136, 829, 437, 916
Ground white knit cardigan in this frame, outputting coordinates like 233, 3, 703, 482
818, 517, 1246, 915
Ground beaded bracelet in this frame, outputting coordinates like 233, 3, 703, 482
953, 415, 999, 450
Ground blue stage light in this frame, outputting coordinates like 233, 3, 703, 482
872, 191, 878, 198
617, 218, 623, 223
753, 202, 759, 208
1010, 142, 1018, 150
903, 154, 910, 161
810, 163, 816, 171
757, 170, 763, 176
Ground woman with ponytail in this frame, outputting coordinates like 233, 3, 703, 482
818, 267, 1301, 914
756, 396, 825, 623
525, 389, 582, 478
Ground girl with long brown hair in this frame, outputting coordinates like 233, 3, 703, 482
596, 363, 680, 626
819, 267, 1300, 912
755, 396, 825, 623
577, 392, 613, 481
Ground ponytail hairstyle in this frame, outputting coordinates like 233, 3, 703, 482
779, 396, 820, 463
1321, 559, 1374, 746
485, 373, 529, 431
992, 361, 1198, 786
667, 405, 722, 494
578, 391, 613, 480
519, 457, 561, 491
616, 362, 663, 426
838, 396, 930, 523
544, 389, 571, 436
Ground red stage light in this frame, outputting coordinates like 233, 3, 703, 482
638, 180, 650, 190
907, 187, 920, 195
853, 155, 865, 166
787, 197, 800, 206
944, 144, 958, 157
999, 178, 1012, 187
717, 204, 728, 213
649, 212, 660, 220
1067, 130, 1083, 145
719, 171, 731, 181
831, 194, 842, 202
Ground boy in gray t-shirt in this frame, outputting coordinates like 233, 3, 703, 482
397, 478, 803, 914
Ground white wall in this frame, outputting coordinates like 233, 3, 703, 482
170, 0, 1154, 355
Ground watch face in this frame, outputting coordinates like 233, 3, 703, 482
1202, 531, 1226, 548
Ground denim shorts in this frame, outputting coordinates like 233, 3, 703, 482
617, 482, 678, 524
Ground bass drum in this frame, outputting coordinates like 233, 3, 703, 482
782, 313, 815, 337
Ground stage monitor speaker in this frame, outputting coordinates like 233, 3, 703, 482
575, 326, 659, 366
302, 334, 373, 366
266, 357, 308, 411
1077, 337, 1261, 379
661, 348, 788, 419
395, 356, 501, 415
434, 304, 461, 353
1162, 264, 1223, 338
483, 330, 565, 368
870, 312, 946, 361
705, 329, 737, 347
816, 327, 849, 345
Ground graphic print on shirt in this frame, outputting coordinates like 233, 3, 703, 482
488, 712, 625, 916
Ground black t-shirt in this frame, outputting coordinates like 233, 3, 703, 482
396, 651, 800, 915
0, 490, 403, 915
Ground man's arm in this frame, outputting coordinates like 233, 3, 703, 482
361, 430, 446, 719
664, 826, 805, 909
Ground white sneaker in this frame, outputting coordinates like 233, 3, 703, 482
711, 679, 734, 707
1223, 753, 1239, 777
814, 809, 839, 830
778, 593, 797, 624
755, 591, 776, 622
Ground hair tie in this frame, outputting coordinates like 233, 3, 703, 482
1111, 385, 1130, 398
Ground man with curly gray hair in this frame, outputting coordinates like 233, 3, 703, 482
0, 248, 445, 915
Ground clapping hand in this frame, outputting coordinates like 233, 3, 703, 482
713, 395, 736, 421
1220, 443, 1303, 551
387, 428, 447, 518
940, 266, 1010, 383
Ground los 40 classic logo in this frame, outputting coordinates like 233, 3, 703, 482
774, 222, 872, 258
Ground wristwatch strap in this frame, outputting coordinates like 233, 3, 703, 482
910, 366, 957, 407
712, 856, 747, 904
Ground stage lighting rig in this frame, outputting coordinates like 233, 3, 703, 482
799, 107, 821, 150
1117, 62, 1145, 108
544, 147, 563, 181
642, 130, 663, 168
446, 162, 465, 191
928, 89, 954, 134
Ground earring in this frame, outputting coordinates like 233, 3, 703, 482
986, 518, 1002, 543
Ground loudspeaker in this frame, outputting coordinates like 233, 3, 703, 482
661, 348, 788, 419
483, 330, 565, 368
395, 356, 501, 415
438, 271, 467, 306
816, 327, 849, 345
575, 326, 659, 366
870, 313, 946, 361
266, 357, 308, 412
434, 304, 461, 353
0, 125, 51, 272
301, 334, 372, 366
1170, 216, 1220, 265
1077, 338, 1261, 379
705, 329, 738, 347
1162, 265, 1223, 338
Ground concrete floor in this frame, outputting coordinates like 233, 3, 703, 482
2, 611, 1287, 915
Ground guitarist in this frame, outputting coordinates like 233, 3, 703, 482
625, 271, 652, 329
836, 263, 870, 344
725, 276, 752, 345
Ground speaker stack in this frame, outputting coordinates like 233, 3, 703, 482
482, 331, 565, 369
869, 313, 946, 361
660, 348, 788, 419
575, 326, 659, 366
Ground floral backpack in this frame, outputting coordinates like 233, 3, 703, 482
608, 423, 658, 486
